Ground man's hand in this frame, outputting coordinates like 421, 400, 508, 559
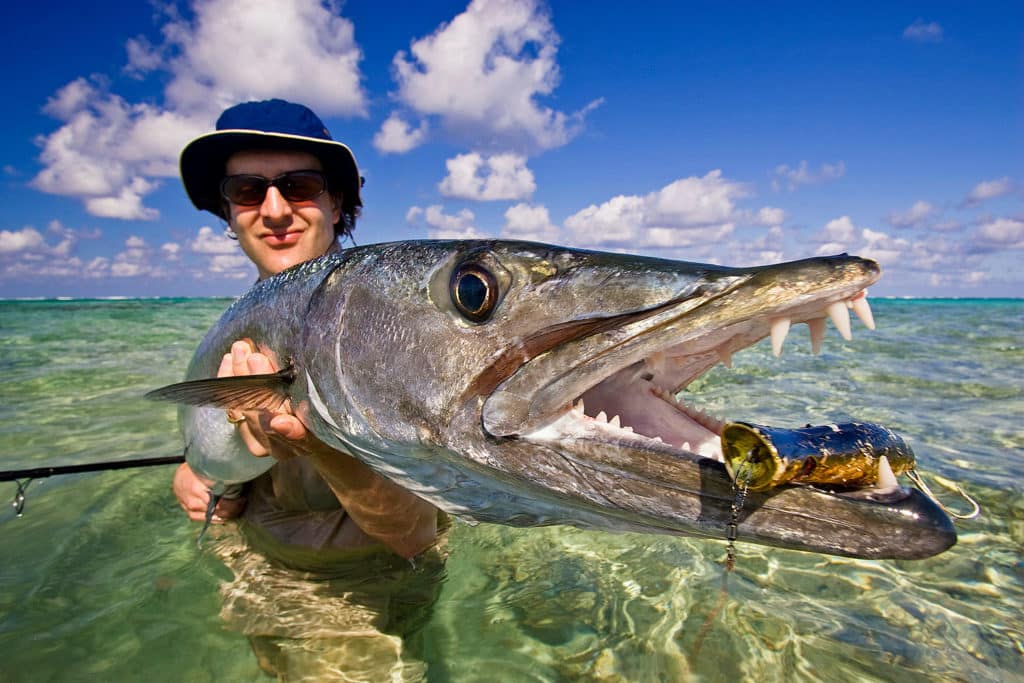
172, 462, 245, 522
221, 340, 314, 460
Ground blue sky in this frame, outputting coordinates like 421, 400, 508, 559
1, 0, 1021, 298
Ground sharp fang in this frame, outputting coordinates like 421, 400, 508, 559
827, 302, 852, 340
770, 317, 792, 357
717, 347, 733, 368
573, 399, 585, 414
877, 455, 898, 490
851, 297, 876, 330
610, 415, 621, 428
808, 318, 826, 355
596, 411, 608, 423
683, 441, 692, 451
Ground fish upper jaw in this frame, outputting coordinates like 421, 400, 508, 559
482, 253, 881, 447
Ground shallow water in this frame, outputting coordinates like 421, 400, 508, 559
0, 297, 1021, 682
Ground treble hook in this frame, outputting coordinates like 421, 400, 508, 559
906, 468, 981, 520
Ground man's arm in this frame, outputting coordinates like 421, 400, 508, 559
228, 341, 439, 559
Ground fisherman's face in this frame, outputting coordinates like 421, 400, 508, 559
225, 150, 341, 280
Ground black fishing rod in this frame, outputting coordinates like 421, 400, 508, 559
3, 454, 185, 516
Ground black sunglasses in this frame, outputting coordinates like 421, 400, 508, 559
220, 170, 328, 206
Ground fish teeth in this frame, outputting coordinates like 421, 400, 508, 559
770, 317, 792, 357
610, 415, 621, 428
827, 302, 852, 340
717, 347, 733, 368
877, 455, 898, 490
851, 295, 875, 330
573, 399, 585, 414
596, 410, 608, 423
808, 318, 826, 355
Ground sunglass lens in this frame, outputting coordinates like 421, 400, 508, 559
222, 176, 269, 205
279, 172, 327, 202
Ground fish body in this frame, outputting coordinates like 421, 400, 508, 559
151, 240, 956, 560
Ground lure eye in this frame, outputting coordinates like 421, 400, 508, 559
451, 264, 499, 323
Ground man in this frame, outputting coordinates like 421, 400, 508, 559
174, 99, 439, 562
172, 100, 445, 679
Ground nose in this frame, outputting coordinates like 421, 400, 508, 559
260, 185, 293, 226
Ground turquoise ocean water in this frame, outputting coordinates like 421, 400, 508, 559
0, 297, 1021, 682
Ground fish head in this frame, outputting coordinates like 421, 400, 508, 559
300, 240, 955, 560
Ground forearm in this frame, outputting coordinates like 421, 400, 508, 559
306, 449, 439, 559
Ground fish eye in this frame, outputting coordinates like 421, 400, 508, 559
451, 263, 499, 323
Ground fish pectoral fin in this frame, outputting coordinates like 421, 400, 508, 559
145, 365, 295, 410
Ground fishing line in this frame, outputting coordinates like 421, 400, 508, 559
691, 463, 752, 662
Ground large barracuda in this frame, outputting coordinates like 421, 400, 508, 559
149, 240, 956, 560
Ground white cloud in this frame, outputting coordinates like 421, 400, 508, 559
974, 217, 1024, 250
388, 0, 600, 152
207, 253, 254, 277
819, 215, 860, 244
564, 170, 746, 249
161, 243, 182, 261
502, 203, 559, 242
161, 0, 366, 116
719, 225, 787, 266
190, 225, 238, 254
32, 0, 367, 219
407, 204, 485, 239
964, 177, 1013, 206
373, 113, 430, 154
754, 206, 786, 226
439, 152, 536, 201
886, 200, 936, 229
0, 228, 46, 255
84, 177, 161, 220
903, 19, 943, 42
124, 36, 163, 77
771, 160, 846, 192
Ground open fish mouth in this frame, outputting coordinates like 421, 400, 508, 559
476, 253, 956, 559
484, 254, 881, 474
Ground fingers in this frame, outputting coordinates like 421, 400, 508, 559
172, 463, 245, 523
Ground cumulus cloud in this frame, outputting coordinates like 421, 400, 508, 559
32, 0, 366, 219
161, 0, 366, 116
963, 177, 1013, 206
886, 200, 936, 229
718, 225, 788, 267
0, 228, 46, 255
903, 19, 943, 42
439, 152, 536, 201
813, 216, 864, 255
753, 206, 786, 226
161, 242, 182, 261
407, 205, 485, 239
85, 177, 162, 220
564, 170, 747, 249
373, 113, 430, 154
771, 160, 846, 192
502, 203, 559, 242
973, 217, 1024, 251
384, 0, 600, 152
190, 225, 238, 254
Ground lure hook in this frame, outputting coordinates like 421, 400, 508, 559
906, 469, 981, 520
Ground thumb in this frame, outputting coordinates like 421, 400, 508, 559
269, 414, 308, 441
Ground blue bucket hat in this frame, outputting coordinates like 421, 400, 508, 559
180, 99, 362, 230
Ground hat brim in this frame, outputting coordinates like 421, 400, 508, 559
180, 129, 362, 221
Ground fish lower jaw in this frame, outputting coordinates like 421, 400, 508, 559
523, 382, 727, 463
